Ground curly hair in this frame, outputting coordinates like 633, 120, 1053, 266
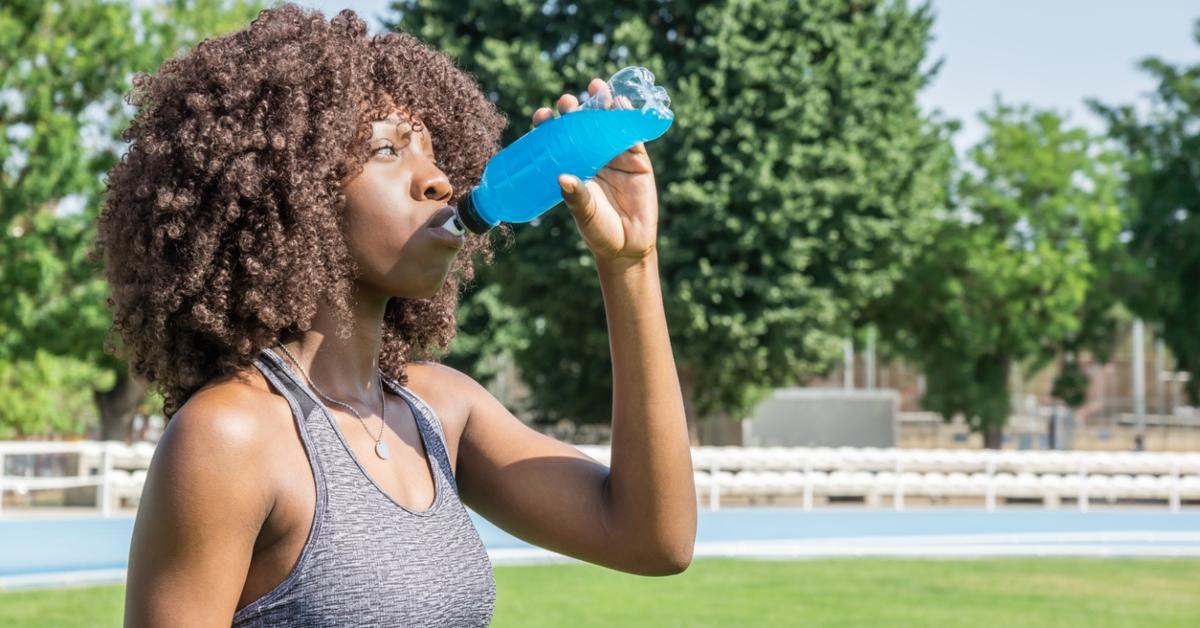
90, 3, 511, 419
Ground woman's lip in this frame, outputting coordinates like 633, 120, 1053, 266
425, 224, 465, 249
424, 206, 457, 230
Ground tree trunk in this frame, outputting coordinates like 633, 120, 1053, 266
983, 424, 1004, 449
678, 364, 744, 445
94, 363, 149, 442
679, 364, 700, 446
699, 410, 744, 446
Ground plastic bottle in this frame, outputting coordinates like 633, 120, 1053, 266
449, 66, 673, 235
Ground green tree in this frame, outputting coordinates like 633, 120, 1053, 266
0, 0, 265, 440
387, 0, 950, 442
0, 350, 108, 439
442, 280, 528, 395
871, 102, 1125, 448
1090, 19, 1200, 404
1047, 249, 1132, 411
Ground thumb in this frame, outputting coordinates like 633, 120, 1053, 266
558, 174, 595, 222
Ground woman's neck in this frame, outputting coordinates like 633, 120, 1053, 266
277, 287, 391, 407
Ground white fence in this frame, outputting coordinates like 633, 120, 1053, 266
3, 441, 1199, 517
575, 445, 1200, 513
0, 441, 153, 517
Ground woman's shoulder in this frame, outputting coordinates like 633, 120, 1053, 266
129, 370, 283, 621
187, 363, 287, 415
171, 366, 295, 460
156, 367, 294, 513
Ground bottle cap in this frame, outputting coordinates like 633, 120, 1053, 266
456, 191, 493, 234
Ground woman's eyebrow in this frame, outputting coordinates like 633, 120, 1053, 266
372, 119, 412, 138
372, 119, 433, 151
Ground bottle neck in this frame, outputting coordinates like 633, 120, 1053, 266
457, 189, 493, 234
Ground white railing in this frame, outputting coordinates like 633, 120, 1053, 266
0, 441, 154, 518
4, 441, 1199, 517
573, 446, 1200, 513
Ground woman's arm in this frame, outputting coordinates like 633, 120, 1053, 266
549, 77, 696, 570
451, 77, 695, 575
450, 249, 695, 577
124, 392, 274, 627
597, 250, 697, 572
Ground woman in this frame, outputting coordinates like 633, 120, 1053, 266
97, 4, 696, 627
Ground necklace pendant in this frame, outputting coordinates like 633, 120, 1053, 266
375, 440, 390, 460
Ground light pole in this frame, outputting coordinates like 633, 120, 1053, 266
1132, 319, 1146, 451
843, 337, 854, 390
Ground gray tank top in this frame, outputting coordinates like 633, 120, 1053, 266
231, 347, 496, 627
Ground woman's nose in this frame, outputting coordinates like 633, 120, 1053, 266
414, 161, 453, 203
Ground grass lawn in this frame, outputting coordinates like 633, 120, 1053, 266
1, 558, 1197, 627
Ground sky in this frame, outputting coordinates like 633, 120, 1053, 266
916, 0, 1198, 153
294, 0, 1199, 156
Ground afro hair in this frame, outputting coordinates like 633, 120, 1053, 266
91, 3, 511, 418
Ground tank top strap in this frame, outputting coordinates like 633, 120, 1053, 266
254, 347, 453, 487
379, 372, 458, 493
253, 346, 455, 490
252, 347, 322, 423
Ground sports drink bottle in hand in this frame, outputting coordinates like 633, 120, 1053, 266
448, 66, 674, 235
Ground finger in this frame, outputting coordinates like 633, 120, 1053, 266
557, 93, 579, 115
532, 106, 554, 128
588, 77, 611, 108
558, 173, 595, 224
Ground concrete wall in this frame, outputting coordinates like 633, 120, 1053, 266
744, 388, 898, 447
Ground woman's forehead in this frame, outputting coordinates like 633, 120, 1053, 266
370, 98, 419, 123
371, 106, 424, 133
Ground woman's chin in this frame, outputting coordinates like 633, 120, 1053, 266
383, 261, 455, 300
409, 276, 452, 300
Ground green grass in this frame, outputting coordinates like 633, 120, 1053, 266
2, 558, 1198, 627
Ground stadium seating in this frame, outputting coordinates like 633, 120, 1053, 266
3, 442, 1198, 516
578, 445, 1200, 512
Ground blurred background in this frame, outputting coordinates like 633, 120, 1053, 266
1, 1, 1199, 626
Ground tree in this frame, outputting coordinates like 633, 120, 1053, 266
871, 102, 1125, 448
0, 350, 105, 439
1047, 247, 1133, 412
1090, 19, 1200, 404
0, 0, 266, 440
386, 0, 951, 442
441, 278, 528, 399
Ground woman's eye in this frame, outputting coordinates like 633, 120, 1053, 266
373, 144, 399, 156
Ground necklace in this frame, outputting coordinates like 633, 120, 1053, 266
276, 342, 391, 460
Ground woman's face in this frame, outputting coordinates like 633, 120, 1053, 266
340, 107, 463, 300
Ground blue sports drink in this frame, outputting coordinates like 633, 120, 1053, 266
452, 66, 673, 234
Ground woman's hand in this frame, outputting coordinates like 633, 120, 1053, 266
532, 77, 660, 271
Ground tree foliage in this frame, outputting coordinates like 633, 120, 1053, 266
388, 0, 950, 436
0, 350, 109, 438
1091, 19, 1200, 404
871, 102, 1125, 447
0, 0, 265, 437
